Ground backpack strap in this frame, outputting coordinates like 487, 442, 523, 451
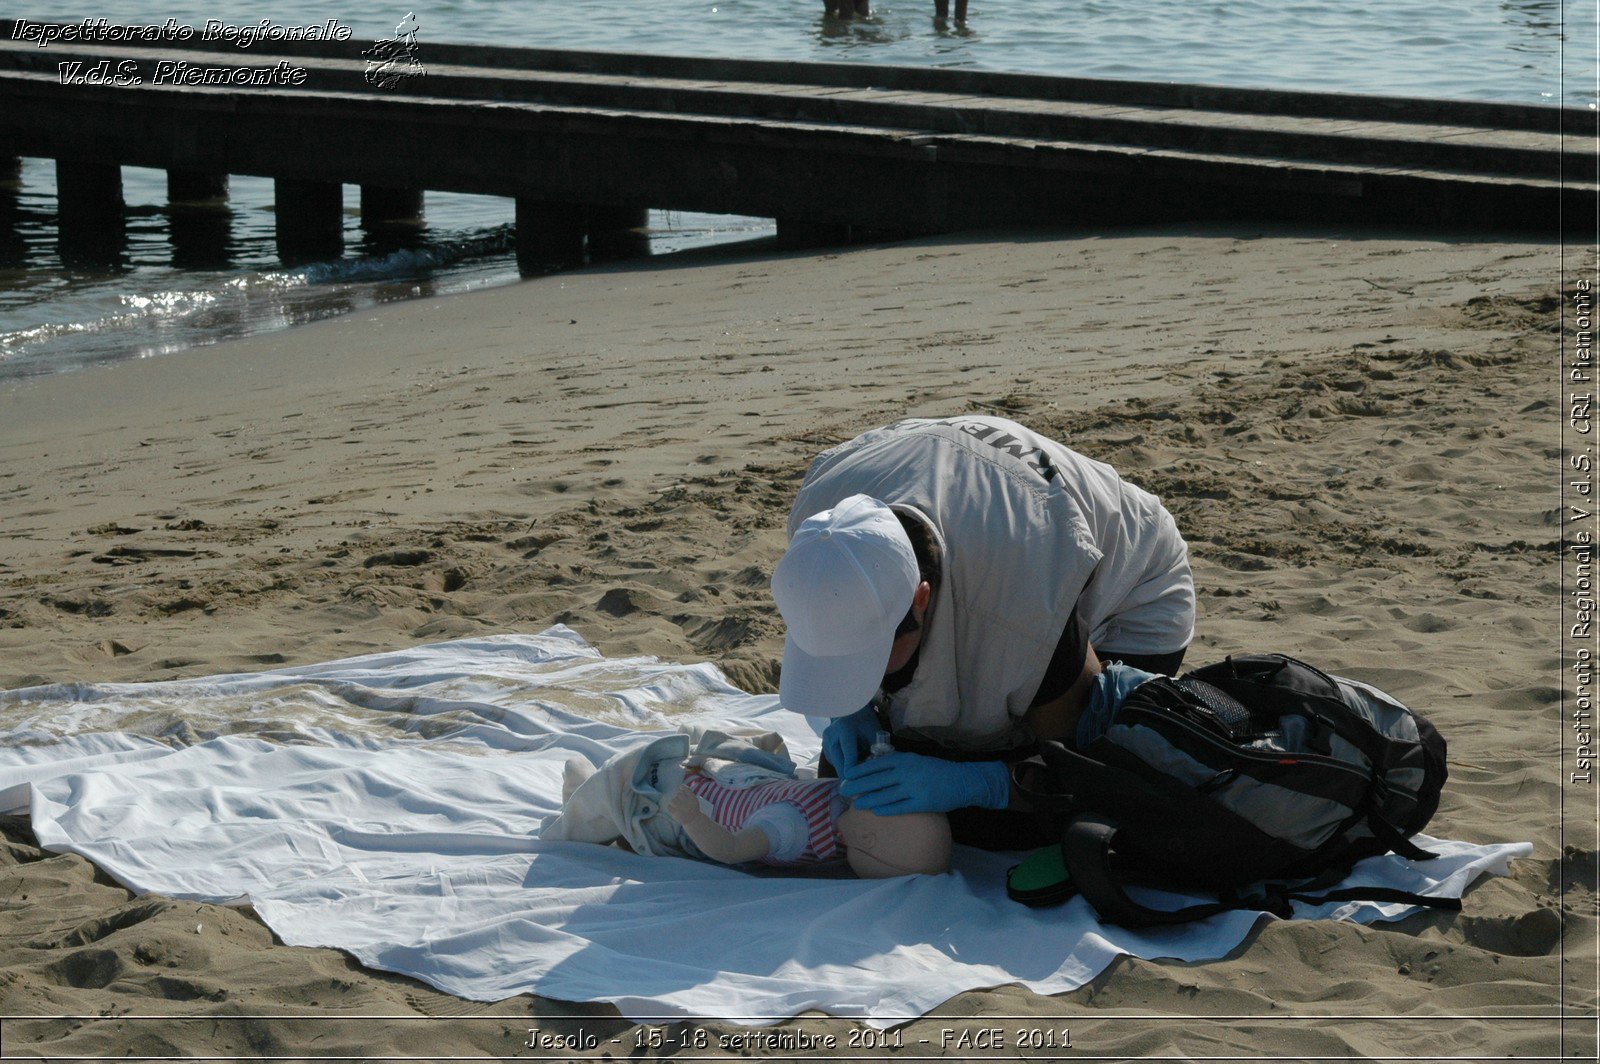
1010, 755, 1076, 815
1248, 856, 1460, 914
1358, 773, 1439, 861
1275, 885, 1461, 912
1061, 814, 1459, 928
1009, 752, 1087, 849
1060, 814, 1267, 927
1364, 804, 1439, 862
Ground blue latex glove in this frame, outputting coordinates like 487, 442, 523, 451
822, 703, 880, 774
839, 752, 1010, 815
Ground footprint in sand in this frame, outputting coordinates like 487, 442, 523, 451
363, 550, 433, 568
1401, 612, 1458, 634
1459, 906, 1566, 957
596, 586, 659, 617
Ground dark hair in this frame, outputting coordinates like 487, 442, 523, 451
892, 508, 942, 636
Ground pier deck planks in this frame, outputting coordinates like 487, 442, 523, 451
0, 22, 1590, 232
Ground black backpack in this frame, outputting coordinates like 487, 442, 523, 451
1008, 654, 1453, 927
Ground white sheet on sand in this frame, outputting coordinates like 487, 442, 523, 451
0, 627, 1530, 1025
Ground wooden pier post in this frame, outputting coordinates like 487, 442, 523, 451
360, 185, 424, 228
586, 205, 649, 256
274, 177, 343, 264
169, 207, 232, 270
0, 159, 21, 270
167, 170, 231, 267
56, 160, 125, 266
515, 197, 586, 273
168, 169, 228, 203
56, 160, 123, 220
775, 217, 853, 249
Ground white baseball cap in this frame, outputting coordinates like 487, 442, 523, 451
772, 494, 920, 717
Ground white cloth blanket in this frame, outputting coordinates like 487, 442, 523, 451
0, 627, 1530, 1025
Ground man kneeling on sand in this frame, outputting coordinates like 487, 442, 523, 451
774, 415, 1194, 852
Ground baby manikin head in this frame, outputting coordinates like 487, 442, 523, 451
837, 804, 952, 878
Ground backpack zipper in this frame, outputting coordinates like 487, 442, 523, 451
1118, 701, 1376, 784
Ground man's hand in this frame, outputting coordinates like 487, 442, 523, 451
822, 703, 880, 774
838, 752, 1009, 815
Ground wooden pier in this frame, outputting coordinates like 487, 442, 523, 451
0, 19, 1591, 270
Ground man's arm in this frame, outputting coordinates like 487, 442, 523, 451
1021, 643, 1103, 744
665, 786, 772, 865
1008, 644, 1104, 808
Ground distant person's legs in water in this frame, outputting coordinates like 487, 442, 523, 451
824, 0, 870, 16
935, 0, 969, 21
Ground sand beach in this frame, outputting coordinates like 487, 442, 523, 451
0, 221, 1592, 1059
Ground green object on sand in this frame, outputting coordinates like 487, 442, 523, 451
1005, 844, 1077, 907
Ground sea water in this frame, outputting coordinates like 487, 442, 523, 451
0, 0, 1586, 380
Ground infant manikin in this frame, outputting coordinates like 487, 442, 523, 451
542, 725, 950, 878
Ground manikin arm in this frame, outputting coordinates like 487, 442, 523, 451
665, 786, 773, 865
